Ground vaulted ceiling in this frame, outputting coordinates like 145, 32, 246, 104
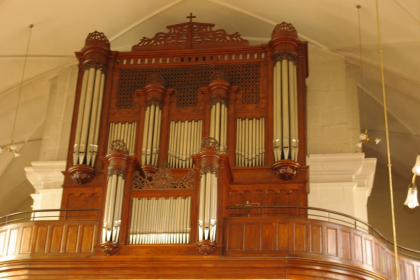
0, 0, 419, 246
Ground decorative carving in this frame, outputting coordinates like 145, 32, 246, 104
133, 168, 195, 190
100, 241, 118, 256
68, 164, 96, 185
200, 166, 219, 178
132, 20, 247, 50
109, 140, 128, 152
108, 169, 127, 180
85, 31, 111, 48
211, 97, 228, 107
141, 165, 158, 181
210, 70, 228, 83
201, 137, 220, 150
146, 73, 166, 87
271, 22, 298, 39
196, 240, 216, 256
146, 99, 163, 110
115, 63, 260, 113
83, 61, 108, 74
272, 53, 297, 65
271, 160, 301, 180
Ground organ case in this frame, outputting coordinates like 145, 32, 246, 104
62, 17, 309, 256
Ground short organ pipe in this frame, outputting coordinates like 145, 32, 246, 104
236, 118, 265, 167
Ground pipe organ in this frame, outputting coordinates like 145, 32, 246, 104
63, 18, 309, 258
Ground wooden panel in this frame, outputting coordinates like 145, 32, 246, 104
276, 223, 288, 251
365, 239, 373, 266
50, 226, 64, 252
340, 230, 351, 259
81, 225, 95, 252
35, 226, 49, 253
405, 263, 415, 280
374, 242, 381, 271
244, 223, 257, 251
226, 223, 241, 251
381, 247, 388, 276
7, 229, 18, 256
354, 234, 363, 263
293, 223, 306, 252
260, 223, 273, 251
20, 226, 33, 253
0, 229, 6, 256
310, 225, 322, 254
326, 227, 337, 256
65, 225, 79, 252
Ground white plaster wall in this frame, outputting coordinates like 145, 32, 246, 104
306, 48, 362, 154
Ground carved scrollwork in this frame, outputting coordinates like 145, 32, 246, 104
146, 99, 163, 110
200, 166, 219, 178
200, 137, 220, 151
100, 241, 118, 256
132, 169, 195, 190
210, 70, 229, 83
271, 22, 298, 39
109, 140, 128, 152
146, 73, 166, 87
272, 53, 297, 65
83, 61, 108, 74
68, 164, 96, 185
86, 31, 110, 46
271, 160, 301, 180
108, 169, 126, 180
196, 240, 216, 256
211, 97, 228, 107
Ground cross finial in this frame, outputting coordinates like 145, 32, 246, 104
187, 13, 196, 22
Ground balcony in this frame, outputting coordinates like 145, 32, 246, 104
0, 207, 419, 279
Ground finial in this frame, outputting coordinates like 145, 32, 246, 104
356, 5, 361, 9
29, 24, 34, 28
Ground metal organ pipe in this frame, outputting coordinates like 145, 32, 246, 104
235, 118, 265, 167
141, 103, 162, 166
210, 101, 227, 154
102, 173, 125, 243
167, 120, 202, 168
272, 56, 298, 161
129, 197, 192, 244
73, 67, 106, 167
108, 122, 137, 156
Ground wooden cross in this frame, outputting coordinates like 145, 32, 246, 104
186, 13, 196, 22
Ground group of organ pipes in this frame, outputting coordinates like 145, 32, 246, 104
65, 19, 309, 255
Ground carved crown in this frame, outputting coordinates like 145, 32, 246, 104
271, 22, 298, 39
132, 19, 248, 51
146, 73, 166, 87
85, 31, 110, 49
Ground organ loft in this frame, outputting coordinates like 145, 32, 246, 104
1, 15, 416, 280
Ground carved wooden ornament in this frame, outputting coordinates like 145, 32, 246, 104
100, 241, 118, 256
271, 160, 301, 180
196, 240, 216, 256
68, 164, 96, 185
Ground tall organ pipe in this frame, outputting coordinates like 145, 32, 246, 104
209, 101, 227, 154
102, 174, 125, 243
272, 56, 298, 162
73, 66, 106, 167
141, 103, 162, 166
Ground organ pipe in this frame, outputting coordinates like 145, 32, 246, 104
168, 120, 202, 168
73, 66, 106, 167
141, 103, 162, 166
210, 100, 228, 154
236, 118, 265, 167
108, 122, 137, 156
272, 55, 298, 161
102, 173, 125, 243
129, 197, 191, 244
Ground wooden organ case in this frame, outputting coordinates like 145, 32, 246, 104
62, 17, 309, 258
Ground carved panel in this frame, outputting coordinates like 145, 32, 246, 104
115, 63, 261, 113
277, 223, 289, 251
20, 226, 32, 254
132, 169, 195, 190
35, 226, 49, 253
310, 225, 322, 254
0, 230, 6, 256
341, 230, 351, 259
226, 223, 241, 251
294, 223, 306, 252
260, 223, 273, 251
326, 228, 337, 256
244, 223, 258, 251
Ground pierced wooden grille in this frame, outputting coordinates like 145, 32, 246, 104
116, 63, 261, 109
